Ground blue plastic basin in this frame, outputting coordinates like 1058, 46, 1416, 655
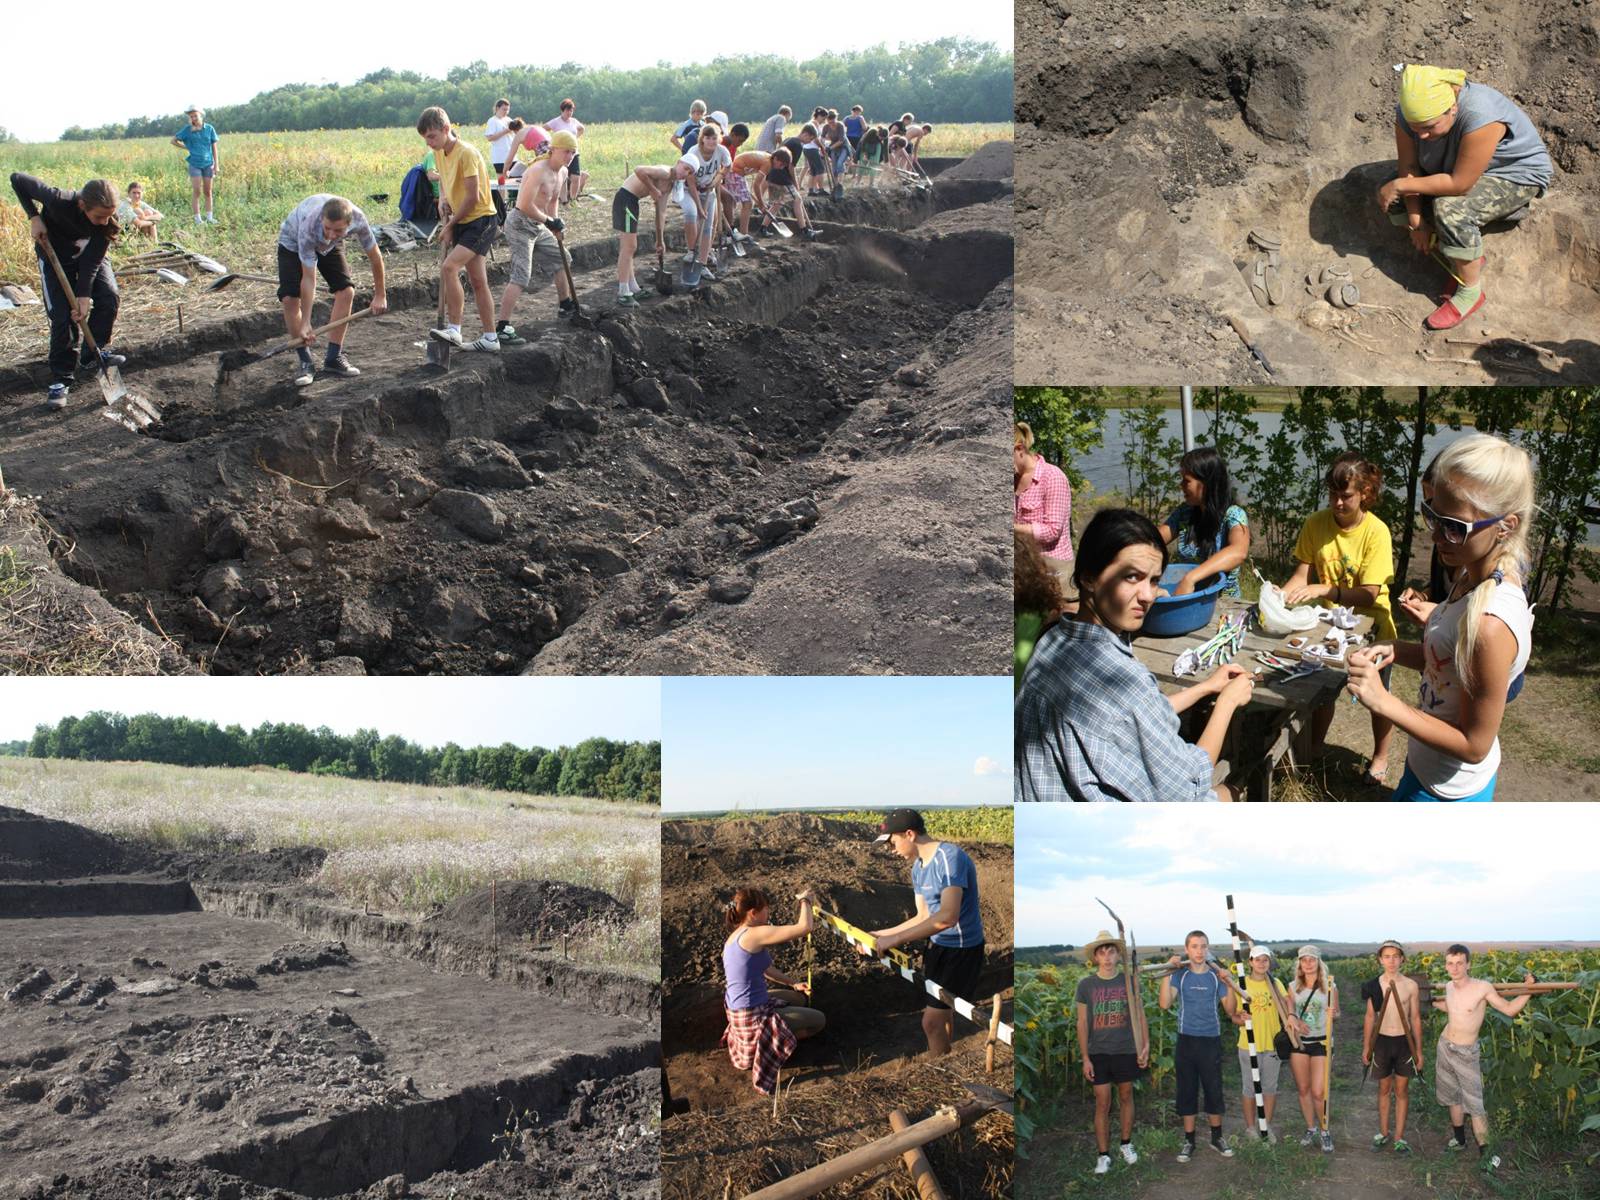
1141, 564, 1226, 637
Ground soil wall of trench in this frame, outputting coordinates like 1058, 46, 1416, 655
0, 162, 1014, 676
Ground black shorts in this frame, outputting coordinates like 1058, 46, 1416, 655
802, 146, 825, 173
612, 188, 640, 234
923, 942, 984, 1011
450, 214, 497, 257
276, 244, 352, 302
569, 153, 582, 176
767, 167, 795, 189
1294, 1036, 1327, 1058
1090, 1052, 1143, 1085
1373, 1033, 1415, 1078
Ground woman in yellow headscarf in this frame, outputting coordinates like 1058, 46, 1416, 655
1376, 64, 1553, 331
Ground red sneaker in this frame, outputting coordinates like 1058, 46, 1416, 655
1425, 290, 1487, 331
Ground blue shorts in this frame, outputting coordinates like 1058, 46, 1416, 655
1390, 763, 1496, 803
187, 165, 215, 179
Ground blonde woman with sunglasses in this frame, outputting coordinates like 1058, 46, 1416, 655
1345, 434, 1535, 801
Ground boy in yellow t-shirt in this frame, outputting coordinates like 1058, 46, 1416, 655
417, 106, 500, 352
1231, 945, 1287, 1141
1280, 452, 1398, 787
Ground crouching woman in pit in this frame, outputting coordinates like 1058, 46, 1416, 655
1015, 508, 1256, 801
722, 886, 825, 1095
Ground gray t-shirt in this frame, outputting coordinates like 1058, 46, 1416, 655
756, 114, 786, 153
1396, 81, 1552, 190
1076, 972, 1137, 1056
277, 194, 377, 267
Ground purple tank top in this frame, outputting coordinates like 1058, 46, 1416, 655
723, 931, 772, 1010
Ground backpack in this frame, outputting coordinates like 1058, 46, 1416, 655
399, 165, 437, 225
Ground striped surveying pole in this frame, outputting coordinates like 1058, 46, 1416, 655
1227, 894, 1269, 1140
816, 909, 1014, 1046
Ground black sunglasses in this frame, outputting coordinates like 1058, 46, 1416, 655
1421, 499, 1504, 545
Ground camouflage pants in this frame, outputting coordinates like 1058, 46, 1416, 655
1387, 174, 1544, 260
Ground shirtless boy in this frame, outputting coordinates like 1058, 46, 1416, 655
614, 164, 671, 307
1362, 940, 1424, 1154
494, 130, 578, 340
1434, 944, 1536, 1166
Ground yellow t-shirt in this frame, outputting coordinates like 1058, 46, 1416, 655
438, 136, 496, 225
1293, 508, 1398, 641
1237, 975, 1285, 1051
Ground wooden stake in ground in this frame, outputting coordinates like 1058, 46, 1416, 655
888, 1108, 948, 1200
1322, 966, 1337, 1132
985, 992, 1002, 1073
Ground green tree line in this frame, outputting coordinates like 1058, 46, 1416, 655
1016, 386, 1600, 616
19, 713, 660, 804
59, 42, 1012, 141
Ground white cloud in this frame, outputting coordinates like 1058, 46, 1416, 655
973, 756, 1001, 776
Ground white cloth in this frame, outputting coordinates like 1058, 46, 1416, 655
485, 115, 512, 166
547, 115, 581, 137
679, 144, 732, 191
1406, 581, 1533, 798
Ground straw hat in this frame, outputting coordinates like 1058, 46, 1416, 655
1083, 930, 1126, 961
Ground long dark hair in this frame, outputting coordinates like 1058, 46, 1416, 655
725, 886, 770, 930
1179, 447, 1234, 552
1072, 508, 1168, 597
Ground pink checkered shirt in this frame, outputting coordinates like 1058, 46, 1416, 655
1015, 457, 1073, 560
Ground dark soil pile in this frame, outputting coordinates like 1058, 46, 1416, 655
940, 139, 1014, 181
438, 880, 633, 945
1016, 0, 1600, 385
0, 806, 132, 879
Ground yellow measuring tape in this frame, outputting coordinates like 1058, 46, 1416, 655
816, 908, 914, 970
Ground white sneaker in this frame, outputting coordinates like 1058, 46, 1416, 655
1094, 1155, 1111, 1176
465, 334, 499, 353
194, 214, 204, 225
430, 326, 464, 347
1120, 1143, 1138, 1165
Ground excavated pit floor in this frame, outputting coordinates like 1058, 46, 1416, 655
0, 163, 1013, 676
1017, 0, 1600, 384
0, 889, 657, 1199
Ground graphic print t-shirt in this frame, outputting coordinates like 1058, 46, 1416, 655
1076, 973, 1136, 1056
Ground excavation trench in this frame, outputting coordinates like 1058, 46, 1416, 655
2, 874, 657, 1199
1016, 1, 1600, 384
0, 161, 1014, 675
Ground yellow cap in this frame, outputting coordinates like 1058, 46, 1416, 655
549, 130, 579, 152
1399, 65, 1467, 124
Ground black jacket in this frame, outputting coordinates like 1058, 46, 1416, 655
11, 172, 114, 296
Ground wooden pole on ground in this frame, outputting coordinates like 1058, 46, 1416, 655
888, 1109, 948, 1200
742, 1102, 994, 1200
771, 1069, 780, 1121
985, 993, 1002, 1073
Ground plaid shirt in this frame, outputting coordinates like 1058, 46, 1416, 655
1015, 619, 1216, 802
723, 1002, 797, 1095
1016, 458, 1073, 560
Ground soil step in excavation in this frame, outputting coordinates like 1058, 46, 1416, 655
0, 808, 658, 1200
0, 154, 1014, 676
1016, 1, 1600, 385
661, 813, 1015, 1199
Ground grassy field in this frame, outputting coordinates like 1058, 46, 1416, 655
0, 756, 660, 978
0, 121, 1013, 285
688, 805, 1014, 845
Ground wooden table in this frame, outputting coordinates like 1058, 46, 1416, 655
1130, 596, 1374, 801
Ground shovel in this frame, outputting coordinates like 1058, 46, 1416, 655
653, 238, 674, 296
680, 190, 718, 288
122, 266, 190, 284
37, 239, 160, 430
219, 308, 372, 375
717, 202, 747, 258
205, 271, 276, 292
549, 222, 596, 328
759, 203, 793, 238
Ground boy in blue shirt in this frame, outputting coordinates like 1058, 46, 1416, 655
171, 105, 220, 224
1160, 930, 1238, 1162
867, 808, 986, 1057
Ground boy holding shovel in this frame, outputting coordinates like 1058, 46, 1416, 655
276, 194, 388, 386
1434, 944, 1536, 1168
613, 164, 672, 308
492, 130, 579, 340
1077, 930, 1148, 1175
1160, 930, 1238, 1163
418, 106, 501, 352
1362, 940, 1423, 1154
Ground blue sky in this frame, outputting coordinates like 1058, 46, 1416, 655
0, 678, 660, 749
9, 4, 1013, 142
1016, 805, 1600, 946
662, 676, 1011, 812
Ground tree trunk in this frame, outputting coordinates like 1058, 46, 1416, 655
1396, 387, 1428, 603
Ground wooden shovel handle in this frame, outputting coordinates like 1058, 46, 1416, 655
295, 307, 372, 345
37, 238, 102, 355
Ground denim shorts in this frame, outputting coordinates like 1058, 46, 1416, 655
187, 165, 215, 179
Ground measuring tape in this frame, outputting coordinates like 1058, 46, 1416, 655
815, 909, 1014, 1046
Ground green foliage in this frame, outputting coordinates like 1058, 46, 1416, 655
1117, 393, 1182, 520
712, 807, 1013, 845
1013, 388, 1108, 493
57, 42, 1013, 141
21, 712, 660, 803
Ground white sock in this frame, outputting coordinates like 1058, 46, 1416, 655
448, 323, 461, 335
482, 330, 497, 342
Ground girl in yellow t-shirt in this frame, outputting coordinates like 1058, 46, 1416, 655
1279, 453, 1398, 787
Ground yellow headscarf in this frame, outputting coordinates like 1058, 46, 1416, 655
1399, 65, 1467, 124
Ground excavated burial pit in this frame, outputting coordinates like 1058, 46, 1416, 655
0, 899, 656, 1199
36, 204, 1012, 676
1021, 34, 1600, 382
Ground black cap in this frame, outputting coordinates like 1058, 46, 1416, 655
874, 808, 925, 842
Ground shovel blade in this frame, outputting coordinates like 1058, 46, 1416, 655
155, 269, 189, 285
962, 1081, 1014, 1116
771, 221, 793, 238
654, 268, 674, 296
